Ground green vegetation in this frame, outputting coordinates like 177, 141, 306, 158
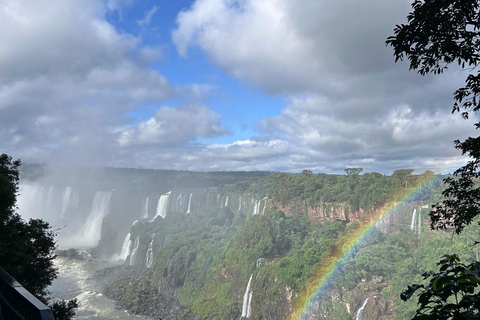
101, 166, 468, 320
387, 0, 480, 318
0, 154, 78, 320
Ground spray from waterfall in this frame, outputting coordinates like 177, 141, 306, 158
61, 186, 78, 218
225, 196, 229, 207
238, 196, 242, 212
62, 191, 112, 248
112, 233, 131, 261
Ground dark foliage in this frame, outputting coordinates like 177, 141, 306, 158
388, 0, 480, 318
0, 153, 77, 319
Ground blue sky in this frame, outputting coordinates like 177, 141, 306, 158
0, 0, 477, 174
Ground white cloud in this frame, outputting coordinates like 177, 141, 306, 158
117, 104, 231, 146
0, 0, 227, 167
138, 6, 158, 27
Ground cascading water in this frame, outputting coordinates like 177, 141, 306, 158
153, 192, 170, 220
129, 236, 140, 266
61, 186, 78, 218
142, 197, 149, 219
241, 274, 253, 318
146, 234, 155, 268
111, 233, 131, 261
262, 200, 266, 215
186, 193, 193, 214
355, 297, 369, 320
410, 208, 417, 230
62, 191, 112, 248
225, 196, 229, 207
252, 200, 260, 215
238, 196, 242, 211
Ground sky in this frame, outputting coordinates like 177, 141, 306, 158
0, 0, 477, 174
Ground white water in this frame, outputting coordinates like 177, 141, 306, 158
129, 236, 140, 266
410, 209, 417, 230
50, 255, 149, 320
355, 297, 369, 320
111, 233, 131, 262
262, 200, 266, 215
186, 193, 193, 214
62, 191, 112, 249
225, 196, 229, 207
153, 193, 170, 220
241, 275, 253, 318
238, 196, 242, 211
252, 200, 260, 215
142, 197, 149, 219
145, 234, 155, 268
61, 186, 79, 218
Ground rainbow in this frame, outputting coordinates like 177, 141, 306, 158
291, 173, 438, 320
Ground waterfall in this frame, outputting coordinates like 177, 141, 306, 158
146, 235, 155, 268
62, 191, 112, 248
129, 236, 140, 266
186, 193, 193, 214
417, 208, 422, 235
111, 233, 131, 261
153, 192, 170, 220
410, 209, 417, 230
225, 196, 229, 207
238, 196, 242, 211
262, 200, 266, 215
355, 297, 369, 320
241, 275, 253, 318
142, 197, 149, 219
252, 200, 260, 215
61, 186, 78, 218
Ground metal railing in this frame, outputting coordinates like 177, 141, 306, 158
0, 267, 54, 320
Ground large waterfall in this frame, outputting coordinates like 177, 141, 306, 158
241, 274, 253, 318
62, 191, 112, 248
153, 192, 171, 220
61, 186, 78, 218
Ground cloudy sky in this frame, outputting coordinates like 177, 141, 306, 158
0, 0, 477, 174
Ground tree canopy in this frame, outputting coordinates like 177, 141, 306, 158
0, 154, 77, 319
388, 0, 480, 319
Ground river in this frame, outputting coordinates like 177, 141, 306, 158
49, 253, 150, 320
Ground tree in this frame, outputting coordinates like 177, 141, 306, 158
0, 154, 77, 319
387, 1, 480, 318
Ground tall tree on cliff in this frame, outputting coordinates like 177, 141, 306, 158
387, 0, 480, 318
0, 153, 77, 319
